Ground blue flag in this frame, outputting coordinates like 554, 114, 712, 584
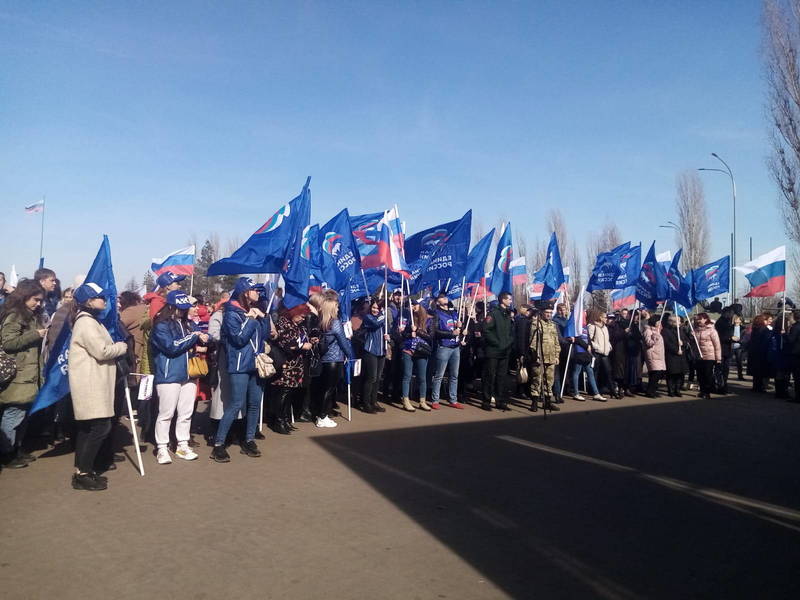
533, 232, 565, 300
465, 229, 495, 287
29, 235, 120, 415
586, 242, 631, 292
282, 180, 314, 309
635, 242, 669, 309
665, 249, 695, 309
490, 223, 513, 296
318, 209, 361, 295
207, 177, 311, 276
408, 211, 472, 293
692, 256, 730, 301
614, 244, 641, 289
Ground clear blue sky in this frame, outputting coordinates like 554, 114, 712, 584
0, 1, 781, 291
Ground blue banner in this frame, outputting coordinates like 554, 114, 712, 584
533, 232, 565, 300
635, 242, 669, 309
409, 211, 472, 293
490, 224, 513, 296
692, 256, 730, 301
208, 177, 311, 276
282, 180, 313, 309
466, 229, 495, 286
586, 242, 630, 292
318, 209, 361, 295
665, 249, 695, 309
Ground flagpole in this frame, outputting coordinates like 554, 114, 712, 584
361, 268, 370, 297
384, 266, 389, 354
124, 386, 145, 477
38, 196, 46, 269
189, 245, 196, 296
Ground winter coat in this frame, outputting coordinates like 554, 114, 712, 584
321, 318, 354, 363
694, 322, 721, 362
432, 307, 460, 349
786, 322, 800, 357
661, 325, 688, 375
271, 316, 307, 388
715, 316, 735, 359
608, 322, 629, 380
0, 310, 42, 405
150, 318, 199, 384
587, 323, 612, 356
361, 312, 386, 357
483, 306, 514, 359
514, 314, 532, 358
68, 312, 128, 420
643, 326, 666, 372
222, 301, 270, 374
120, 303, 148, 371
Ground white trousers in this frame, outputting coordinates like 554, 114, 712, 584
155, 382, 197, 447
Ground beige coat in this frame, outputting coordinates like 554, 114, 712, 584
68, 312, 128, 421
587, 323, 612, 356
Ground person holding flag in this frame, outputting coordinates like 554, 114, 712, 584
318, 292, 354, 428
481, 291, 515, 411
0, 279, 47, 470
67, 283, 130, 491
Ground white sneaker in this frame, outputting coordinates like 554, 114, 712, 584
156, 447, 172, 465
315, 417, 326, 428
573, 394, 585, 401
175, 446, 198, 461
322, 416, 338, 428
593, 394, 607, 401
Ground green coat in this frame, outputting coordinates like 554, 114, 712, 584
0, 310, 42, 405
483, 306, 514, 358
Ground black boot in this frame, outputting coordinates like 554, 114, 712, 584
528, 399, 538, 412
544, 397, 560, 412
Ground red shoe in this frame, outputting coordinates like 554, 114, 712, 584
448, 402, 465, 409
430, 402, 441, 410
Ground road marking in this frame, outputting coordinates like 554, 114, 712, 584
498, 435, 800, 533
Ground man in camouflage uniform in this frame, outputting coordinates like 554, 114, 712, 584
529, 302, 560, 412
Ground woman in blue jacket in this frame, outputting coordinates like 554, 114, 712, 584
317, 292, 353, 427
151, 291, 207, 465
211, 278, 270, 463
360, 298, 389, 414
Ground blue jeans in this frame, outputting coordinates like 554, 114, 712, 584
572, 363, 599, 396
0, 404, 28, 454
431, 345, 460, 403
215, 372, 261, 445
401, 352, 429, 399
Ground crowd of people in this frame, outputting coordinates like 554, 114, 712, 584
0, 268, 797, 492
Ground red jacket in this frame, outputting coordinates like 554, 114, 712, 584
144, 292, 166, 320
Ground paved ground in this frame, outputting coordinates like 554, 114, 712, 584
2, 379, 799, 599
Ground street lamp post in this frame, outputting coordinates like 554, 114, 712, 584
698, 153, 737, 299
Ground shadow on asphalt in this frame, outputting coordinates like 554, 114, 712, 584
314, 397, 800, 599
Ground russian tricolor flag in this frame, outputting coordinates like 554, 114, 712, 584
735, 246, 785, 298
610, 285, 636, 310
151, 245, 196, 277
510, 256, 528, 286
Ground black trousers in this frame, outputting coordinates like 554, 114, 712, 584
666, 374, 683, 395
482, 354, 509, 405
362, 353, 385, 407
697, 360, 716, 395
594, 355, 617, 395
647, 370, 664, 396
319, 362, 342, 418
74, 418, 112, 474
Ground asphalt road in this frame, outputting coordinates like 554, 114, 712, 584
1, 379, 798, 599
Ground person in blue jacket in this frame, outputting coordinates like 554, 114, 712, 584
151, 291, 208, 465
359, 298, 390, 414
316, 292, 354, 427
211, 277, 270, 463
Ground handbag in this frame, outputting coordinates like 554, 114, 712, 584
255, 343, 277, 379
516, 358, 528, 384
188, 356, 209, 378
412, 339, 432, 359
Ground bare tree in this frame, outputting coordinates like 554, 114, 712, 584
675, 171, 710, 270
764, 0, 800, 247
